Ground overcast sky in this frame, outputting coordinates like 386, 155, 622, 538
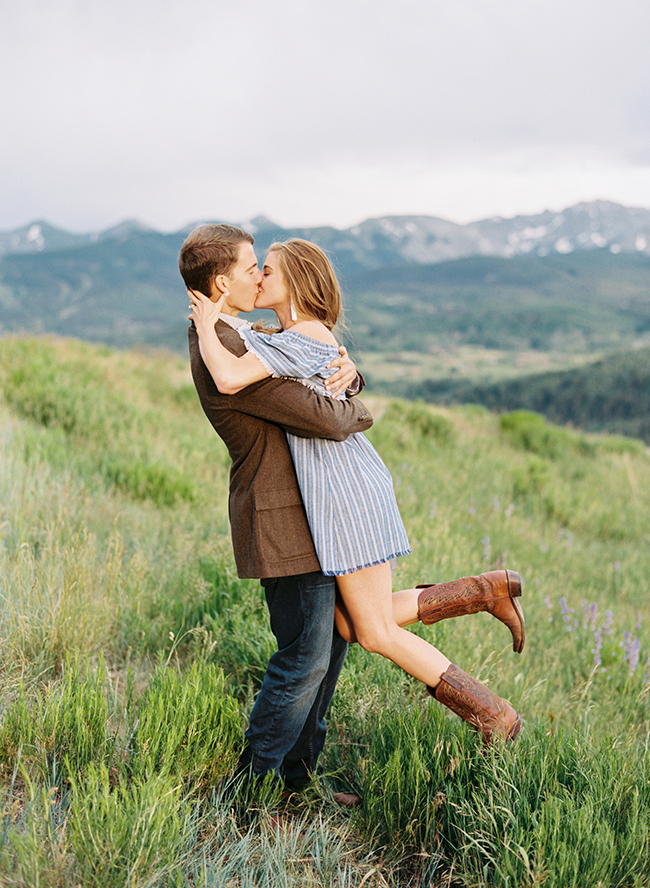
2, 0, 650, 233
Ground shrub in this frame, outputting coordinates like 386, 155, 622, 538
68, 764, 188, 887
101, 456, 196, 506
595, 433, 646, 455
0, 655, 113, 780
371, 400, 455, 451
130, 660, 243, 788
0, 337, 198, 507
500, 410, 594, 459
2, 342, 132, 441
512, 454, 550, 497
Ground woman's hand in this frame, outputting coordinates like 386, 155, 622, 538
325, 346, 357, 398
188, 288, 226, 332
187, 287, 270, 394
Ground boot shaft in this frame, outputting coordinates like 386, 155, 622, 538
417, 570, 525, 653
431, 663, 521, 744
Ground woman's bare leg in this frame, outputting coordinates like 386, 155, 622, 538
335, 563, 522, 743
335, 562, 450, 687
337, 570, 525, 654
335, 586, 419, 643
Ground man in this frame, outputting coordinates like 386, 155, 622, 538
179, 223, 372, 793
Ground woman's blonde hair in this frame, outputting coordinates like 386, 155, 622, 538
268, 239, 343, 330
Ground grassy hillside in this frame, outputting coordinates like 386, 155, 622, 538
2, 335, 650, 886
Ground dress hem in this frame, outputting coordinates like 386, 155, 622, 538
321, 548, 412, 577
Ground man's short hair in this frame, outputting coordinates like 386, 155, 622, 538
179, 224, 254, 296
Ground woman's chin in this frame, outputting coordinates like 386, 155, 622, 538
255, 300, 278, 313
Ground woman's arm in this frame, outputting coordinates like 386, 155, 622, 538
189, 289, 270, 394
190, 287, 361, 397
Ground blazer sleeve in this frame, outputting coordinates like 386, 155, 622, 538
346, 371, 365, 397
193, 321, 373, 440
228, 376, 373, 440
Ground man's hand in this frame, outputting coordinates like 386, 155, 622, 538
325, 346, 357, 398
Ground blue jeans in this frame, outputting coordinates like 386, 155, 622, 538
238, 571, 348, 789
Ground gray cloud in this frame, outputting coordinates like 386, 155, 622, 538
1, 0, 649, 231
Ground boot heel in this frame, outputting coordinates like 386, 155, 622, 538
506, 570, 522, 598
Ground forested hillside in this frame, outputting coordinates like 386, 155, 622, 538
410, 345, 650, 442
0, 229, 186, 350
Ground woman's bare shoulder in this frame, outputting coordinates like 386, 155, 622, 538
290, 320, 338, 345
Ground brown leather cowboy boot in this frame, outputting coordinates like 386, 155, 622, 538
428, 664, 522, 744
416, 570, 525, 653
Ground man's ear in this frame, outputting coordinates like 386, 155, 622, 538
211, 274, 229, 299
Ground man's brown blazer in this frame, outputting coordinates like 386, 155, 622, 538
189, 320, 373, 579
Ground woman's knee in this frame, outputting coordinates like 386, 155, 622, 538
354, 623, 396, 655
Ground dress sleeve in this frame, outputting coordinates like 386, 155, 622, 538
238, 328, 338, 383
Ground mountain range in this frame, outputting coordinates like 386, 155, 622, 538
2, 199, 650, 350
2, 199, 650, 271
2, 200, 650, 441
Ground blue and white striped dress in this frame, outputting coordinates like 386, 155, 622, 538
238, 325, 411, 576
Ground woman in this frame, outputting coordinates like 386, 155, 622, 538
189, 239, 524, 743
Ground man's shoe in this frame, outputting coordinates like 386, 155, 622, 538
416, 570, 525, 653
428, 664, 522, 744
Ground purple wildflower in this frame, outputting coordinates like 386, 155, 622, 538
592, 628, 603, 668
621, 632, 641, 676
581, 600, 598, 632
560, 596, 575, 632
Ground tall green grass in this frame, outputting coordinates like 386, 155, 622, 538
2, 335, 650, 886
